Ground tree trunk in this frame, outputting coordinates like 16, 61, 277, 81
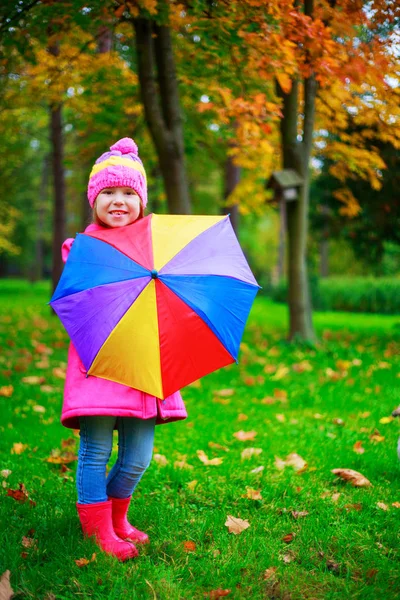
278, 83, 316, 340
277, 197, 286, 282
223, 153, 240, 234
49, 43, 66, 295
275, 0, 317, 341
320, 204, 329, 277
133, 16, 191, 214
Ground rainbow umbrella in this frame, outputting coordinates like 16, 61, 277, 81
50, 214, 259, 398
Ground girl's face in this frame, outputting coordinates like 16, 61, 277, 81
94, 187, 142, 228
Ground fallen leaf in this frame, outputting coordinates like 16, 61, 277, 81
260, 396, 277, 405
53, 367, 66, 380
40, 385, 55, 393
379, 416, 394, 424
377, 502, 388, 511
187, 480, 198, 491
36, 359, 50, 369
1, 470, 12, 478
21, 536, 37, 549
206, 589, 231, 599
263, 567, 277, 580
0, 385, 13, 397
344, 503, 362, 512
46, 449, 77, 464
21, 376, 45, 385
176, 457, 194, 470
271, 366, 290, 380
243, 487, 262, 500
188, 379, 201, 388
370, 433, 385, 443
7, 483, 32, 503
183, 540, 196, 552
275, 453, 307, 472
275, 414, 285, 423
33, 405, 46, 413
332, 418, 345, 426
353, 441, 365, 454
282, 552, 295, 563
291, 510, 309, 519
250, 465, 264, 474
11, 443, 28, 455
292, 360, 313, 373
282, 533, 295, 543
208, 442, 229, 452
75, 558, 90, 567
215, 389, 235, 397
391, 502, 400, 508
331, 468, 372, 487
238, 413, 248, 421
331, 492, 341, 503
0, 570, 13, 600
233, 430, 257, 441
336, 359, 351, 371
197, 450, 223, 466
241, 447, 262, 460
225, 515, 250, 535
153, 454, 168, 466
359, 411, 371, 418
273, 389, 288, 402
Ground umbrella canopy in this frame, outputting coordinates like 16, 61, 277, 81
50, 214, 259, 398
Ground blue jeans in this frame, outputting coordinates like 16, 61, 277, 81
76, 416, 156, 504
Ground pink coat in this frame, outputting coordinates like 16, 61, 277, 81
60, 223, 187, 430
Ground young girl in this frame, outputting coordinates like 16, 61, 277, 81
61, 138, 187, 561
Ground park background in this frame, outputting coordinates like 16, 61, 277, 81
0, 1, 400, 599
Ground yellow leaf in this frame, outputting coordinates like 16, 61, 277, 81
11, 443, 28, 455
243, 487, 262, 500
379, 416, 394, 424
276, 72, 292, 94
0, 386, 13, 397
196, 450, 223, 466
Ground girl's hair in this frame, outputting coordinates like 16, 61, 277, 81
92, 194, 145, 228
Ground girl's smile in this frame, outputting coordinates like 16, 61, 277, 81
95, 187, 142, 228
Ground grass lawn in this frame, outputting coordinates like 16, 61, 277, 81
0, 280, 399, 600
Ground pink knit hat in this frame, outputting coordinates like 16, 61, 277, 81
87, 137, 147, 208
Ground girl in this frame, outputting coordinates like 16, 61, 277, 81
61, 138, 187, 561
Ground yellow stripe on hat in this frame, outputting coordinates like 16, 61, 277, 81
88, 281, 163, 398
152, 214, 226, 270
89, 156, 147, 181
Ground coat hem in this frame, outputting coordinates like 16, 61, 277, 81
61, 406, 188, 430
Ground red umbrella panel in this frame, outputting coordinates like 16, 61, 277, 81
50, 214, 260, 398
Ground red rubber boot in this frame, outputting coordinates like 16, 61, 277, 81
109, 496, 150, 545
76, 500, 138, 560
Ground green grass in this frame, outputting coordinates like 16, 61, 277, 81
0, 280, 399, 600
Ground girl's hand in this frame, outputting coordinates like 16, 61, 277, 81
61, 238, 74, 263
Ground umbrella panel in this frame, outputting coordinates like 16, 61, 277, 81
51, 277, 151, 371
88, 280, 163, 398
160, 274, 259, 361
156, 281, 235, 398
85, 214, 154, 270
151, 214, 225, 270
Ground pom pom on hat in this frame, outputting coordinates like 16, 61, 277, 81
87, 136, 147, 208
110, 137, 138, 155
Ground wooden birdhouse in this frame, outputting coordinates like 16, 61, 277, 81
266, 169, 304, 203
